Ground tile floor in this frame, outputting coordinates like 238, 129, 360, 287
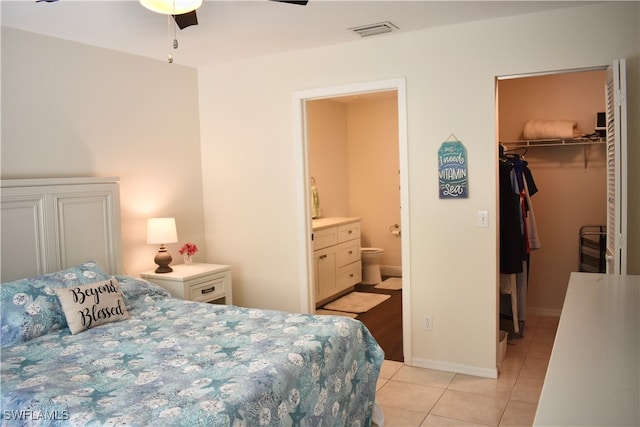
375, 314, 559, 426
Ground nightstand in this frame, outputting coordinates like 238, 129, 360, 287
141, 263, 232, 305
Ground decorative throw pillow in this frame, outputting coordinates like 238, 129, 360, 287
114, 274, 171, 304
0, 261, 112, 347
55, 279, 130, 334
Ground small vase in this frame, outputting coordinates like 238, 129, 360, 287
183, 254, 193, 265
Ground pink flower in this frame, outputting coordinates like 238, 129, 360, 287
179, 242, 198, 256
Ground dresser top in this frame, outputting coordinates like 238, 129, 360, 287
534, 272, 639, 426
141, 263, 230, 281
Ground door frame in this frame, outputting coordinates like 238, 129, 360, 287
605, 59, 628, 274
293, 78, 412, 361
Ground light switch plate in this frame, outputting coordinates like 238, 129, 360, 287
477, 210, 489, 227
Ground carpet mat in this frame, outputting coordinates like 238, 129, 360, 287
375, 277, 402, 290
315, 309, 358, 319
323, 291, 390, 314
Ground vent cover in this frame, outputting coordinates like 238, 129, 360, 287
349, 21, 399, 38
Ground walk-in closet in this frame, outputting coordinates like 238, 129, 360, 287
497, 69, 608, 331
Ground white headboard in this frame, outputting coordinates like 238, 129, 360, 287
1, 177, 122, 282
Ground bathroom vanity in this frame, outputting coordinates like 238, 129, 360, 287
312, 217, 362, 306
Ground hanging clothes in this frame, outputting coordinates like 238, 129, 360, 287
499, 148, 540, 336
500, 158, 524, 274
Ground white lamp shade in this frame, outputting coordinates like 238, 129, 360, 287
140, 0, 203, 15
147, 218, 178, 244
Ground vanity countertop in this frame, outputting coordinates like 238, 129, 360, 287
312, 217, 360, 230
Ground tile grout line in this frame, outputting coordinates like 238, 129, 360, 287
377, 316, 557, 426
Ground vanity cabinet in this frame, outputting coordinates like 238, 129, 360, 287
312, 218, 361, 306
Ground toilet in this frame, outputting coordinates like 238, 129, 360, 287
361, 247, 384, 285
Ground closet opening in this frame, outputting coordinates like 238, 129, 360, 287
496, 65, 620, 337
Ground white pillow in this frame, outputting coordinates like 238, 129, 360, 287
55, 279, 129, 334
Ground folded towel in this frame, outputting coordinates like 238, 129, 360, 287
311, 184, 321, 218
523, 119, 580, 140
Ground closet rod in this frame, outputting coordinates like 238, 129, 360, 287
499, 138, 605, 149
500, 139, 604, 169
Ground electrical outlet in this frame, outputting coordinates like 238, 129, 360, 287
424, 314, 433, 331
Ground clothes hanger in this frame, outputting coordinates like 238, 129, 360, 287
505, 147, 528, 158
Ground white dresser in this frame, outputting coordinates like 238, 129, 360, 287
141, 263, 232, 305
534, 272, 639, 426
312, 217, 361, 306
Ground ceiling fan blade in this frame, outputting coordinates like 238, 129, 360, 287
173, 10, 198, 30
270, 0, 309, 5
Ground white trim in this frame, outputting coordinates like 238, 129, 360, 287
615, 58, 628, 275
293, 78, 411, 362
380, 265, 402, 277
292, 93, 314, 314
496, 65, 608, 81
528, 306, 562, 318
1, 177, 120, 188
605, 58, 628, 275
396, 80, 411, 364
411, 356, 499, 380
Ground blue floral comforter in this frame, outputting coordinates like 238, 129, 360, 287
1, 273, 384, 426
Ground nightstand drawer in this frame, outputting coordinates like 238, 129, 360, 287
141, 263, 232, 305
189, 275, 227, 303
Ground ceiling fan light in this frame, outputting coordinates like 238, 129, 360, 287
139, 0, 203, 15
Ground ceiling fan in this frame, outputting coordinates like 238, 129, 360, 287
37, 0, 309, 30
36, 0, 309, 62
169, 0, 309, 30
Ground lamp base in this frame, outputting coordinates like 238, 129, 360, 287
154, 245, 173, 274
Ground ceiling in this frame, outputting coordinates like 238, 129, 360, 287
1, 1, 600, 68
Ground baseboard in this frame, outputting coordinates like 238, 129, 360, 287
381, 265, 402, 277
528, 306, 562, 318
408, 356, 498, 379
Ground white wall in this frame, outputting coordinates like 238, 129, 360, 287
525, 146, 607, 312
307, 96, 402, 269
1, 27, 206, 277
198, 2, 639, 375
347, 96, 402, 269
307, 100, 350, 217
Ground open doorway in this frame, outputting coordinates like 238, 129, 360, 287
293, 78, 411, 362
307, 91, 402, 361
496, 61, 628, 337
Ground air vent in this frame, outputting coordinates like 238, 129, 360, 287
349, 21, 399, 38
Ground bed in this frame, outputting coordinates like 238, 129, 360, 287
1, 178, 384, 426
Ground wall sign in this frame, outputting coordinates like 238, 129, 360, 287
438, 136, 468, 199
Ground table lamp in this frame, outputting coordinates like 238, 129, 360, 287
147, 217, 178, 273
